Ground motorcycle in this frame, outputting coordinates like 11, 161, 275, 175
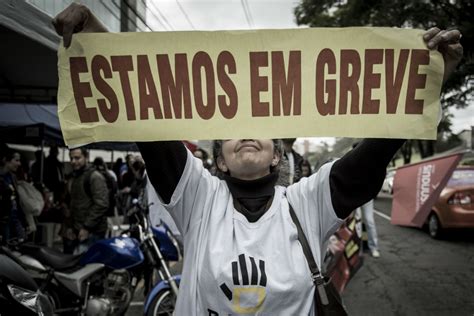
0, 247, 54, 315
8, 199, 180, 315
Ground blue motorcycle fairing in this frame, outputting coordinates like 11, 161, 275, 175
144, 275, 181, 314
80, 237, 144, 269
151, 226, 179, 261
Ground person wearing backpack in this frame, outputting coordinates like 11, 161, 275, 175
92, 157, 118, 218
63, 147, 108, 254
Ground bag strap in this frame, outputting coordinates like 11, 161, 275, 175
288, 203, 329, 305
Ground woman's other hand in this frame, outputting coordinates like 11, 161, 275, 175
52, 3, 109, 48
423, 27, 463, 84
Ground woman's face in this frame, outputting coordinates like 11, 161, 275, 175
218, 139, 279, 180
301, 165, 311, 177
6, 153, 21, 173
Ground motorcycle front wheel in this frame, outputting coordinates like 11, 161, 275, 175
146, 289, 175, 316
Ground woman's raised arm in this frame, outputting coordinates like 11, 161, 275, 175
52, 4, 189, 203
329, 27, 463, 219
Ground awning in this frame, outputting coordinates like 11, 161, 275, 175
0, 103, 140, 151
0, 103, 63, 145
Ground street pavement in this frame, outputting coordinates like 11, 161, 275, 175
127, 194, 474, 315
343, 194, 474, 316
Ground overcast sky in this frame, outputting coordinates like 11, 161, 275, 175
147, 0, 472, 147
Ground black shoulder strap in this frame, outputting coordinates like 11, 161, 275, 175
288, 203, 329, 305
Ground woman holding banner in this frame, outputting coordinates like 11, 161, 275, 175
52, 4, 463, 315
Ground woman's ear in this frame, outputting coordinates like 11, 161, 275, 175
216, 156, 228, 172
271, 152, 281, 167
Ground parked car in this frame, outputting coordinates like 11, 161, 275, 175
427, 166, 474, 238
381, 169, 396, 194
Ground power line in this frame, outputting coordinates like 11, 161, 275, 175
139, 0, 170, 31
147, 0, 174, 30
241, 0, 254, 28
110, 0, 148, 32
99, 0, 121, 25
175, 0, 195, 30
122, 0, 156, 31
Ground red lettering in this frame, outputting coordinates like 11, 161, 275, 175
91, 55, 119, 123
339, 50, 361, 115
385, 49, 409, 114
271, 51, 301, 116
137, 55, 163, 120
405, 49, 429, 114
111, 55, 136, 121
315, 49, 336, 116
157, 54, 192, 119
192, 52, 216, 120
70, 57, 98, 123
362, 49, 383, 114
250, 52, 269, 117
217, 51, 238, 119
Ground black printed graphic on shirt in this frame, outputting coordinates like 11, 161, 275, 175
219, 254, 267, 313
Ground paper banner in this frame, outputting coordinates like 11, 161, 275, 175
57, 27, 444, 146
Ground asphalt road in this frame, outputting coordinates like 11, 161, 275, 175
343, 194, 474, 316
127, 194, 474, 316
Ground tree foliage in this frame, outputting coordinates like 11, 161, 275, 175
294, 0, 473, 159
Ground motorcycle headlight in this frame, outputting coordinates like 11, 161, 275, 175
7, 284, 53, 315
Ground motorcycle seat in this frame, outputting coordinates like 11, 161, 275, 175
19, 243, 81, 271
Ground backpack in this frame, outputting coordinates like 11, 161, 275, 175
84, 168, 118, 217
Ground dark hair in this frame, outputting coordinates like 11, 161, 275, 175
282, 138, 296, 145
3, 147, 19, 162
69, 146, 88, 158
93, 157, 107, 171
299, 159, 313, 176
194, 147, 209, 161
132, 159, 145, 175
0, 143, 9, 162
212, 139, 282, 177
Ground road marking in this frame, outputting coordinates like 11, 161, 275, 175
130, 302, 144, 306
374, 209, 391, 221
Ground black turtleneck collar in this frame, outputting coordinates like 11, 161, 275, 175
223, 172, 279, 222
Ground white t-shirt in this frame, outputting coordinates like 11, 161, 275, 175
158, 150, 343, 315
146, 179, 182, 241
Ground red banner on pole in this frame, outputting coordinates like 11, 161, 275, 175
391, 153, 463, 227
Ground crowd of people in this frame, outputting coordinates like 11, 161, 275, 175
0, 139, 340, 255
0, 142, 155, 253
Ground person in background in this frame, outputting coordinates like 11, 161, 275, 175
93, 157, 118, 182
299, 160, 313, 179
29, 150, 44, 185
352, 142, 380, 258
193, 147, 212, 170
129, 157, 147, 204
0, 145, 27, 243
63, 147, 108, 254
120, 154, 135, 190
93, 157, 118, 218
15, 165, 44, 237
112, 157, 123, 186
360, 200, 380, 257
282, 138, 304, 185
44, 145, 65, 203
